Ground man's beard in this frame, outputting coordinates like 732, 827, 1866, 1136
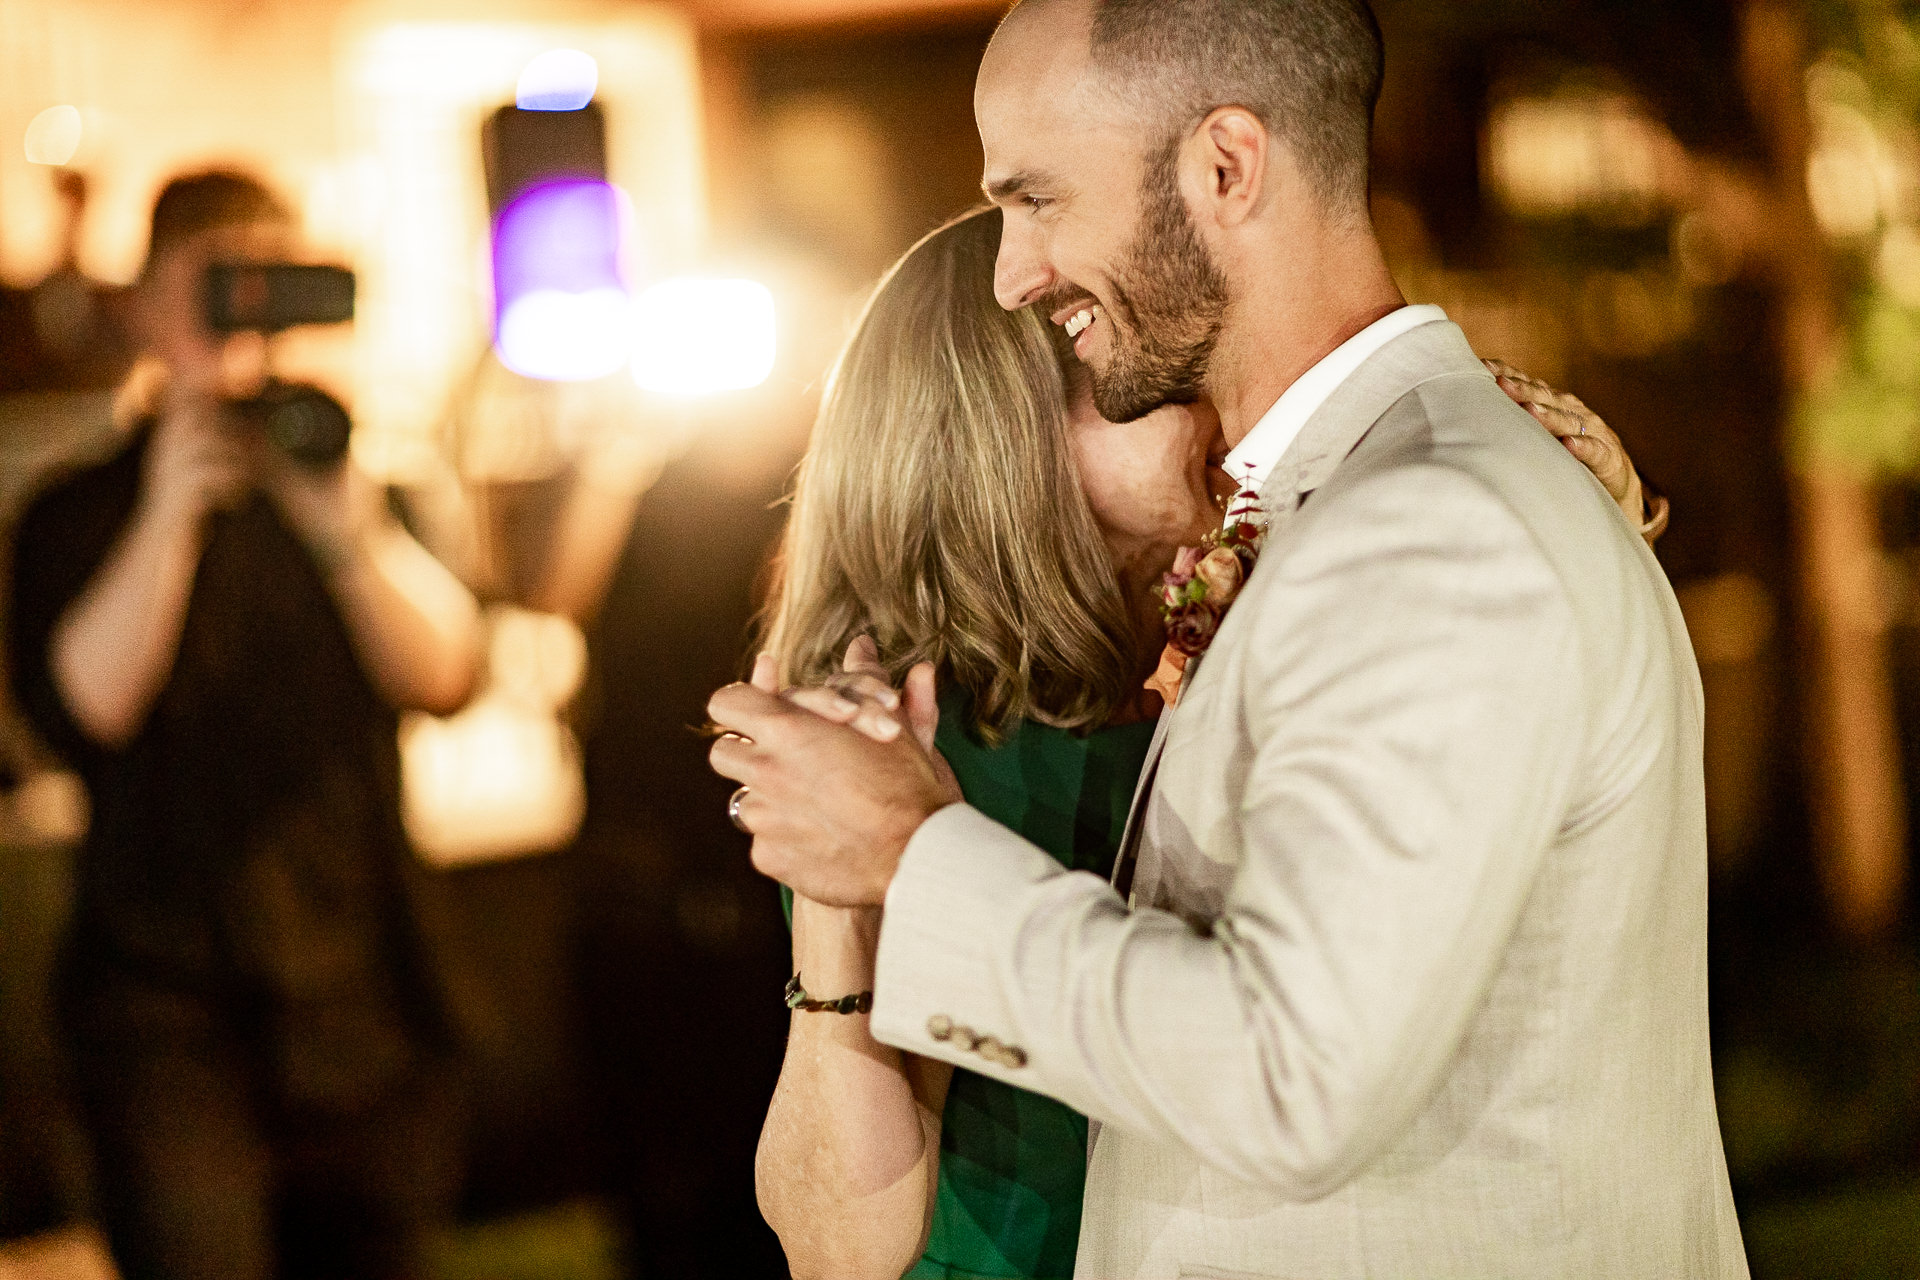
1088, 138, 1231, 424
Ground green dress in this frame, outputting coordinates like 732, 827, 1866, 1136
783, 689, 1156, 1280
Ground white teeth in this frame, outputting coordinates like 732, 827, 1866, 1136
1064, 306, 1099, 339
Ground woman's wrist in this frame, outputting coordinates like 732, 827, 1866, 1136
790, 897, 883, 997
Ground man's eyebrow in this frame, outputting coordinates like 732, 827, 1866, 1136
983, 169, 1055, 202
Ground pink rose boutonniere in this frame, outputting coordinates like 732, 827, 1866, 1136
1145, 493, 1267, 707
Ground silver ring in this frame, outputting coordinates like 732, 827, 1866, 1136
728, 785, 751, 833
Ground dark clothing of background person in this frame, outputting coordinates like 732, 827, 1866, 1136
570, 453, 794, 1279
7, 422, 462, 1280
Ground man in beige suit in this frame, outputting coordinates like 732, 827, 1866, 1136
710, 0, 1748, 1274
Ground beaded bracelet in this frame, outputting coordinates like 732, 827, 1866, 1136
784, 973, 873, 1014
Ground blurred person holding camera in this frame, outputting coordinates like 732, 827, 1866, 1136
6, 170, 483, 1280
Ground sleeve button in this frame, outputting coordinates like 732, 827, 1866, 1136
927, 1015, 953, 1042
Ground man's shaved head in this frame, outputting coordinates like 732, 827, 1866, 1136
979, 0, 1393, 424
1000, 0, 1384, 214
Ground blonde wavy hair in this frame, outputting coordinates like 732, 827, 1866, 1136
761, 207, 1137, 742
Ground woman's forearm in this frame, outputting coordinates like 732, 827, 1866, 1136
49, 501, 205, 749
758, 897, 950, 1280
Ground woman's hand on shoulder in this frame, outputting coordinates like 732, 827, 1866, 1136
1484, 358, 1667, 544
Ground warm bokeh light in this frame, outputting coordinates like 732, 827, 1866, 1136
631, 277, 777, 395
400, 607, 588, 867
342, 12, 704, 479
1879, 224, 1920, 307
400, 701, 586, 866
491, 607, 588, 709
1803, 59, 1918, 242
1485, 88, 1685, 223
22, 105, 82, 166
516, 49, 599, 111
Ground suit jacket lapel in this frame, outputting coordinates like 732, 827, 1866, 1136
1110, 676, 1183, 897
1105, 318, 1478, 901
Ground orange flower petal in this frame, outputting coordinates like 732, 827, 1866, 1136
1144, 645, 1188, 707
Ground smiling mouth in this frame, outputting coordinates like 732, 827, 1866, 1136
1063, 304, 1103, 339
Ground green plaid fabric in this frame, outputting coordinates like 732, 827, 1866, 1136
778, 690, 1155, 1279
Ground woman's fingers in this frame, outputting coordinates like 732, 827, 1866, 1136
751, 637, 909, 745
834, 636, 901, 708
727, 635, 905, 743
784, 686, 860, 723
828, 671, 900, 711
1487, 358, 1640, 506
1487, 358, 1652, 528
1483, 357, 1545, 393
787, 686, 902, 742
843, 635, 886, 678
903, 662, 940, 754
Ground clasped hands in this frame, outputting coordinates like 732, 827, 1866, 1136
708, 638, 963, 907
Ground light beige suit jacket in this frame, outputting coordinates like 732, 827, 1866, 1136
871, 318, 1748, 1278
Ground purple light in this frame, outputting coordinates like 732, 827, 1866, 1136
493, 180, 628, 313
491, 180, 635, 381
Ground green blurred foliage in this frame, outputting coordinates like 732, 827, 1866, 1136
1795, 0, 1920, 473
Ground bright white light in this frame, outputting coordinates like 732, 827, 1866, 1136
24, 106, 83, 166
496, 287, 633, 381
632, 278, 777, 395
517, 49, 598, 111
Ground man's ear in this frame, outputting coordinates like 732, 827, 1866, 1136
1188, 106, 1269, 229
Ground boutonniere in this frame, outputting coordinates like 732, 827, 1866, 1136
1145, 487, 1268, 708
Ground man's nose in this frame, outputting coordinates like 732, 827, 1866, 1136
993, 217, 1054, 312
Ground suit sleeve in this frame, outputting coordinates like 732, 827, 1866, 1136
870, 466, 1585, 1197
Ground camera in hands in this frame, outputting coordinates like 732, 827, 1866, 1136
203, 263, 357, 467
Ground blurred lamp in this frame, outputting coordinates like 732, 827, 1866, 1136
24, 105, 83, 166
492, 179, 632, 381
400, 607, 587, 867
632, 277, 777, 395
400, 700, 585, 865
516, 49, 599, 112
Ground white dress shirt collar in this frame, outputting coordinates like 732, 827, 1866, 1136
1220, 304, 1447, 517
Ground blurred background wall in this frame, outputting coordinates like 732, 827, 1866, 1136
1, 1, 1917, 1278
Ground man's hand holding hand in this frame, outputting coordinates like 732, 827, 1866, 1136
710, 641, 962, 908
